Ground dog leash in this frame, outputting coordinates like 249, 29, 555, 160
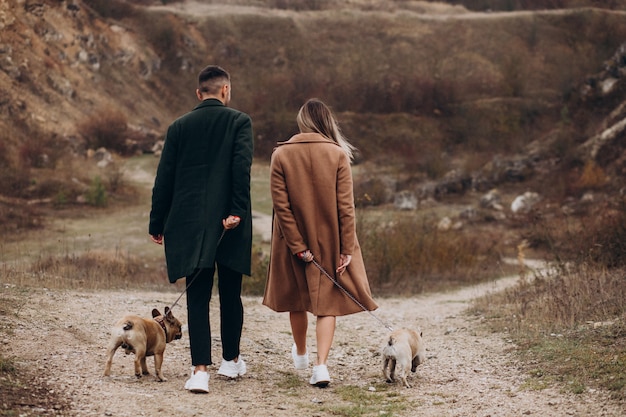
310, 258, 394, 332
167, 227, 228, 312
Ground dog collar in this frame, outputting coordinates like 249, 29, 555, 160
154, 316, 168, 340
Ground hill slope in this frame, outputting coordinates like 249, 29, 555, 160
0, 0, 625, 218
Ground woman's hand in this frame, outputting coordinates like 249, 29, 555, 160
297, 250, 314, 263
336, 254, 352, 274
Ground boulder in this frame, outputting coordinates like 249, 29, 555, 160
393, 190, 418, 210
511, 191, 541, 214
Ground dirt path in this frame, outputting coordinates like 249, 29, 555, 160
1, 158, 623, 416
2, 267, 623, 417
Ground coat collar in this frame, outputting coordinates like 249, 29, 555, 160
193, 98, 225, 110
277, 132, 338, 146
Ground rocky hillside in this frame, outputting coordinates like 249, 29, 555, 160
1, 0, 625, 219
0, 0, 174, 151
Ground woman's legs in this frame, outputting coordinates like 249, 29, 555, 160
289, 311, 308, 355
315, 316, 336, 365
290, 313, 336, 363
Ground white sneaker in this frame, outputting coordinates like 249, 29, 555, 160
309, 364, 330, 388
185, 370, 209, 393
217, 357, 247, 378
291, 344, 309, 370
184, 366, 194, 390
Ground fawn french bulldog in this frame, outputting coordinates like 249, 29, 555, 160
103, 307, 182, 382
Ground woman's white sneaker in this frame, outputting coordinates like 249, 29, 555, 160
291, 344, 309, 370
309, 364, 330, 388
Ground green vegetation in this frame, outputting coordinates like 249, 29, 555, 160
316, 384, 409, 417
86, 176, 108, 207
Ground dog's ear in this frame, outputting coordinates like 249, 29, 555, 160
152, 308, 161, 318
164, 306, 171, 317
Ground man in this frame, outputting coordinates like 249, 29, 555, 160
149, 65, 253, 394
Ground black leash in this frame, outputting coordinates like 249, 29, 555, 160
168, 228, 227, 312
310, 258, 394, 332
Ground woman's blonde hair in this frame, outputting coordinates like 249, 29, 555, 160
296, 98, 356, 161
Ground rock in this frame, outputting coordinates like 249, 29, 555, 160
434, 169, 472, 197
438, 216, 452, 231
511, 191, 540, 214
152, 140, 164, 156
480, 189, 503, 210
459, 206, 477, 220
393, 190, 418, 210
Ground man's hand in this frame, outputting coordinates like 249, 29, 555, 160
150, 234, 163, 245
222, 215, 241, 230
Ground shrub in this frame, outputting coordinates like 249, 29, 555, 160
353, 177, 392, 207
19, 140, 49, 168
0, 201, 43, 231
83, 0, 137, 19
85, 176, 108, 207
582, 207, 626, 268
78, 108, 128, 153
358, 214, 501, 293
137, 12, 180, 71
524, 205, 626, 268
576, 159, 608, 190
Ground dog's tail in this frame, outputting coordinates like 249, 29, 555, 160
383, 335, 398, 358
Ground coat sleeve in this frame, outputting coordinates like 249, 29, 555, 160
270, 151, 308, 255
230, 113, 254, 220
149, 123, 178, 236
337, 152, 356, 255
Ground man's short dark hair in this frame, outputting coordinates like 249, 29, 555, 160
198, 65, 230, 95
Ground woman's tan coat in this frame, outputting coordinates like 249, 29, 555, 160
262, 133, 378, 316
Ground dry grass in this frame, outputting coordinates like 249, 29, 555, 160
357, 211, 507, 294
77, 107, 129, 154
472, 265, 626, 400
2, 249, 166, 291
471, 208, 626, 400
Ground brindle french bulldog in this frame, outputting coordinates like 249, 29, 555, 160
103, 307, 182, 382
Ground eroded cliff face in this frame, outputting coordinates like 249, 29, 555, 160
0, 0, 169, 148
578, 42, 626, 181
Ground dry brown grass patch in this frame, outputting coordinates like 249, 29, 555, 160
16, 250, 168, 291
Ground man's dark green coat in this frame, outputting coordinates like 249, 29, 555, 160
149, 99, 253, 282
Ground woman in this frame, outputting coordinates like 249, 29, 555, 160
263, 98, 378, 387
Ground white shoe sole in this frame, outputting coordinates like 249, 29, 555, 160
310, 365, 330, 388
